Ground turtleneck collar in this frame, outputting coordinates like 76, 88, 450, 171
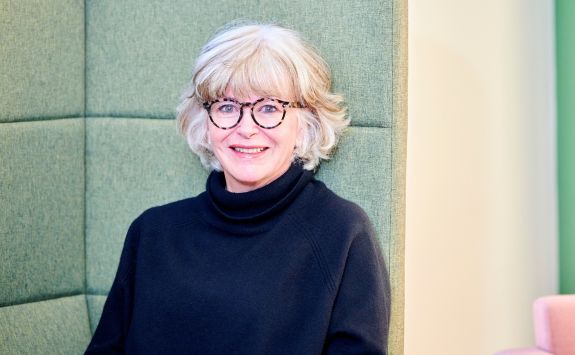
205, 162, 313, 228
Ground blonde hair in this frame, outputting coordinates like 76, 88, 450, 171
176, 21, 348, 171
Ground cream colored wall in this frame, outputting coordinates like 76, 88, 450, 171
405, 1, 557, 354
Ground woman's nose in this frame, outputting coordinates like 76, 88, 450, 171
236, 107, 259, 137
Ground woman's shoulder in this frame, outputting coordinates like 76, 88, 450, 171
292, 178, 381, 278
296, 178, 374, 238
305, 178, 371, 221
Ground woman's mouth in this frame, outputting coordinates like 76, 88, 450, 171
232, 147, 267, 154
229, 145, 270, 156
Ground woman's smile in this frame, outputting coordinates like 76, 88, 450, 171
230, 145, 269, 156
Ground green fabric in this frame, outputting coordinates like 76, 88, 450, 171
0, 119, 85, 307
0, 0, 84, 122
85, 0, 393, 127
86, 295, 106, 333
556, 0, 575, 294
0, 295, 91, 355
85, 118, 208, 294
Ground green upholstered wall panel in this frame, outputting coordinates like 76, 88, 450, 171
0, 0, 84, 122
0, 295, 91, 354
85, 0, 394, 127
85, 118, 208, 294
0, 119, 85, 306
86, 294, 106, 333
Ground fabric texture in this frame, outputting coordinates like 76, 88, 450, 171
0, 295, 92, 354
85, 118, 208, 294
86, 295, 107, 334
85, 0, 393, 127
0, 119, 85, 306
86, 163, 390, 354
0, 0, 84, 122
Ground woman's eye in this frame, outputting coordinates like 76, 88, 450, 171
260, 104, 279, 113
218, 104, 237, 113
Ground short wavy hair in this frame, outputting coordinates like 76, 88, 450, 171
176, 21, 348, 171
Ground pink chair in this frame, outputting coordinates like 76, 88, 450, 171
496, 295, 575, 355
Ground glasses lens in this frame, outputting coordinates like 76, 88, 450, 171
210, 101, 241, 128
253, 99, 285, 128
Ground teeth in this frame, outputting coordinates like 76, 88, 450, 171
233, 147, 265, 154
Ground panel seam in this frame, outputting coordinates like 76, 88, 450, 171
0, 292, 86, 308
0, 115, 84, 124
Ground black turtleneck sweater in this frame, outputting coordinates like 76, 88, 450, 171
85, 163, 390, 354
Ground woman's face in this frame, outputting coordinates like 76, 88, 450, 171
208, 89, 301, 193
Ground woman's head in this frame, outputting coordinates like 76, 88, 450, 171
177, 22, 348, 190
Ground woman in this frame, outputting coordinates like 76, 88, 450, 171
86, 22, 390, 354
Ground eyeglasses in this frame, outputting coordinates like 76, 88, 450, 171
203, 97, 306, 130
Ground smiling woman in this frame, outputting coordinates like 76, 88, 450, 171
177, 22, 349, 173
85, 21, 391, 354
204, 91, 303, 192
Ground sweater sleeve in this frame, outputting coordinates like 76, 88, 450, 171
323, 226, 391, 355
84, 216, 142, 354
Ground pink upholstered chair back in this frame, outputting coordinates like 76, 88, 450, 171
533, 295, 575, 355
495, 295, 575, 355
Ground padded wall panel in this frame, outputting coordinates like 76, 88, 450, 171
85, 118, 208, 293
0, 0, 84, 122
86, 294, 106, 333
0, 295, 91, 354
85, 0, 394, 127
0, 119, 85, 306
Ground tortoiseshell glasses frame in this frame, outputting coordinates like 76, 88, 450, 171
202, 97, 306, 130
